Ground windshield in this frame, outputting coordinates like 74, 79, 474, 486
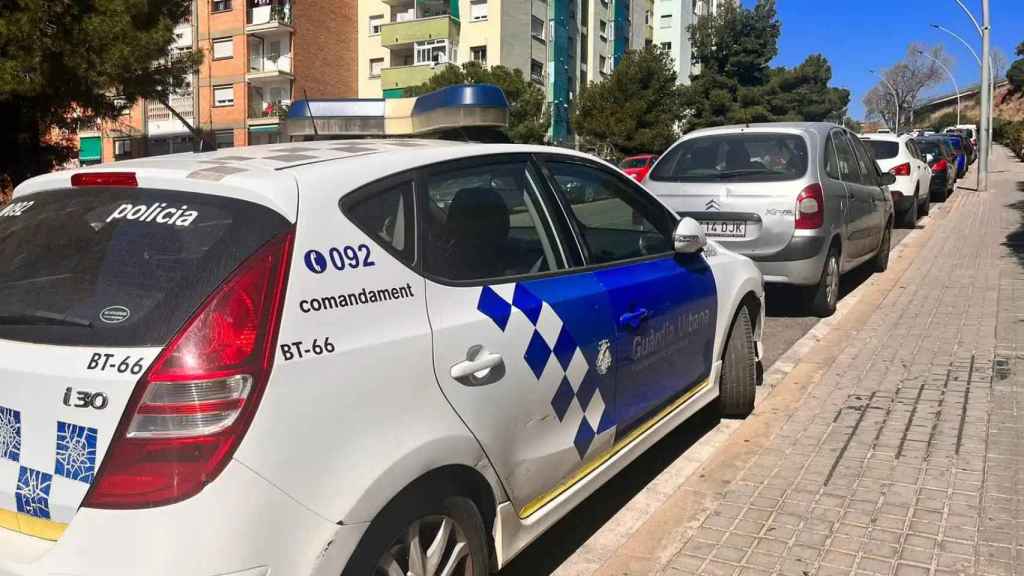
620, 157, 652, 169
0, 188, 290, 346
650, 133, 808, 182
914, 140, 943, 158
862, 140, 900, 160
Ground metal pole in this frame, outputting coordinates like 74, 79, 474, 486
916, 49, 960, 126
931, 23, 983, 189
980, 0, 990, 190
873, 71, 900, 134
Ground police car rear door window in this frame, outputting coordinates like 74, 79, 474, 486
0, 188, 290, 346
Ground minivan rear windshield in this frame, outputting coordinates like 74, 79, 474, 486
0, 188, 290, 346
862, 140, 900, 160
620, 157, 652, 169
649, 133, 808, 182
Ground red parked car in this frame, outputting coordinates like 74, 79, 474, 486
620, 154, 658, 182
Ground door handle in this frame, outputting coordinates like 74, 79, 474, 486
451, 346, 505, 382
618, 308, 650, 329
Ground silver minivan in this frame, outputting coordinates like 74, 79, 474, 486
644, 122, 895, 316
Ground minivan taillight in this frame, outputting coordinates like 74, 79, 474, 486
795, 183, 824, 230
83, 230, 294, 509
889, 162, 911, 176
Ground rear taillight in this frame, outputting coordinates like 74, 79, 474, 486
932, 159, 948, 172
795, 183, 824, 230
83, 230, 294, 509
71, 172, 138, 187
889, 162, 911, 176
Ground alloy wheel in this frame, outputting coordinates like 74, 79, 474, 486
375, 515, 473, 576
825, 255, 839, 308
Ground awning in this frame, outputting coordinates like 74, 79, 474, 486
79, 136, 102, 162
248, 125, 280, 134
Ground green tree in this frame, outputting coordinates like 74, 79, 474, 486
572, 46, 684, 158
0, 0, 201, 184
681, 0, 849, 131
406, 62, 549, 144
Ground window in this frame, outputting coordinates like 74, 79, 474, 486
344, 181, 415, 265
470, 0, 488, 21
422, 161, 562, 281
212, 0, 231, 12
850, 137, 880, 186
369, 14, 384, 35
861, 139, 899, 160
645, 9, 651, 24
659, 13, 672, 28
660, 41, 671, 52
414, 39, 451, 65
471, 45, 487, 65
599, 20, 607, 39
545, 162, 674, 265
370, 58, 384, 78
832, 131, 861, 185
823, 134, 841, 180
599, 55, 608, 75
649, 133, 809, 183
212, 37, 233, 60
113, 139, 133, 158
213, 84, 235, 107
531, 16, 545, 40
530, 59, 544, 84
215, 129, 234, 149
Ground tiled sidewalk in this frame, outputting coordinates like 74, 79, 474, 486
596, 149, 1024, 576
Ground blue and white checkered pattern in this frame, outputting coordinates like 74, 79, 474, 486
478, 284, 613, 458
0, 406, 98, 522
0, 407, 20, 463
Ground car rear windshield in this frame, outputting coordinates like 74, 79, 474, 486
862, 139, 900, 160
620, 157, 651, 169
649, 133, 808, 182
0, 188, 290, 346
914, 140, 944, 157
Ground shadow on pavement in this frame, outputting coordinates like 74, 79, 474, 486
498, 406, 720, 575
764, 265, 872, 319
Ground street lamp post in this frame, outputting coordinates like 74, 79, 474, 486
931, 22, 992, 190
915, 49, 960, 126
871, 70, 900, 134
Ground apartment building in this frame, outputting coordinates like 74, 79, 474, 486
358, 0, 648, 143
652, 0, 727, 85
81, 0, 356, 163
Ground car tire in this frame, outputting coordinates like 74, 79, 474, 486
808, 245, 840, 317
932, 180, 948, 202
716, 306, 757, 418
343, 494, 490, 576
919, 185, 930, 216
900, 192, 918, 228
870, 222, 891, 273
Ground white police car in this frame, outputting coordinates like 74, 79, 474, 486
0, 137, 763, 575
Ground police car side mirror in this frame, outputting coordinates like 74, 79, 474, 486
674, 217, 706, 254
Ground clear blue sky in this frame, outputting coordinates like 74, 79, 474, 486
751, 0, 1024, 120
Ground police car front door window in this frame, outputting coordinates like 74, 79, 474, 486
422, 161, 562, 282
544, 161, 673, 266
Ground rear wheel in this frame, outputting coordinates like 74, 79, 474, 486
931, 179, 948, 202
345, 494, 490, 576
716, 306, 757, 418
900, 192, 918, 228
919, 185, 930, 216
808, 246, 840, 317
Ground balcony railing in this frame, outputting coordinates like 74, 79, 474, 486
248, 53, 292, 75
379, 15, 458, 49
247, 1, 292, 29
249, 99, 290, 121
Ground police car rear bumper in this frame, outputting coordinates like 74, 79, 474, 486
0, 460, 364, 576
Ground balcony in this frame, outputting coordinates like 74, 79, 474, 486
247, 48, 292, 81
247, 1, 292, 33
381, 64, 445, 91
146, 94, 195, 136
248, 99, 290, 126
380, 15, 458, 49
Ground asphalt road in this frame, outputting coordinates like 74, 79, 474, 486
500, 222, 916, 576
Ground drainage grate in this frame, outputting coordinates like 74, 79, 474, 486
993, 355, 1012, 380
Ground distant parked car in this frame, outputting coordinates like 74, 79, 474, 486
619, 154, 657, 182
945, 135, 968, 178
645, 122, 895, 317
944, 125, 977, 148
946, 129, 976, 164
860, 133, 932, 227
914, 137, 957, 201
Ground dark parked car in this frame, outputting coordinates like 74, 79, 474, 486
914, 137, 957, 201
945, 135, 968, 178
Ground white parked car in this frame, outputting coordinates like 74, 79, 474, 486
860, 133, 933, 227
0, 140, 764, 575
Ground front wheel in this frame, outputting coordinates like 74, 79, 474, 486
870, 223, 891, 273
808, 246, 840, 317
716, 306, 757, 418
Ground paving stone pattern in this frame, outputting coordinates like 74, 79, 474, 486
659, 154, 1024, 576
